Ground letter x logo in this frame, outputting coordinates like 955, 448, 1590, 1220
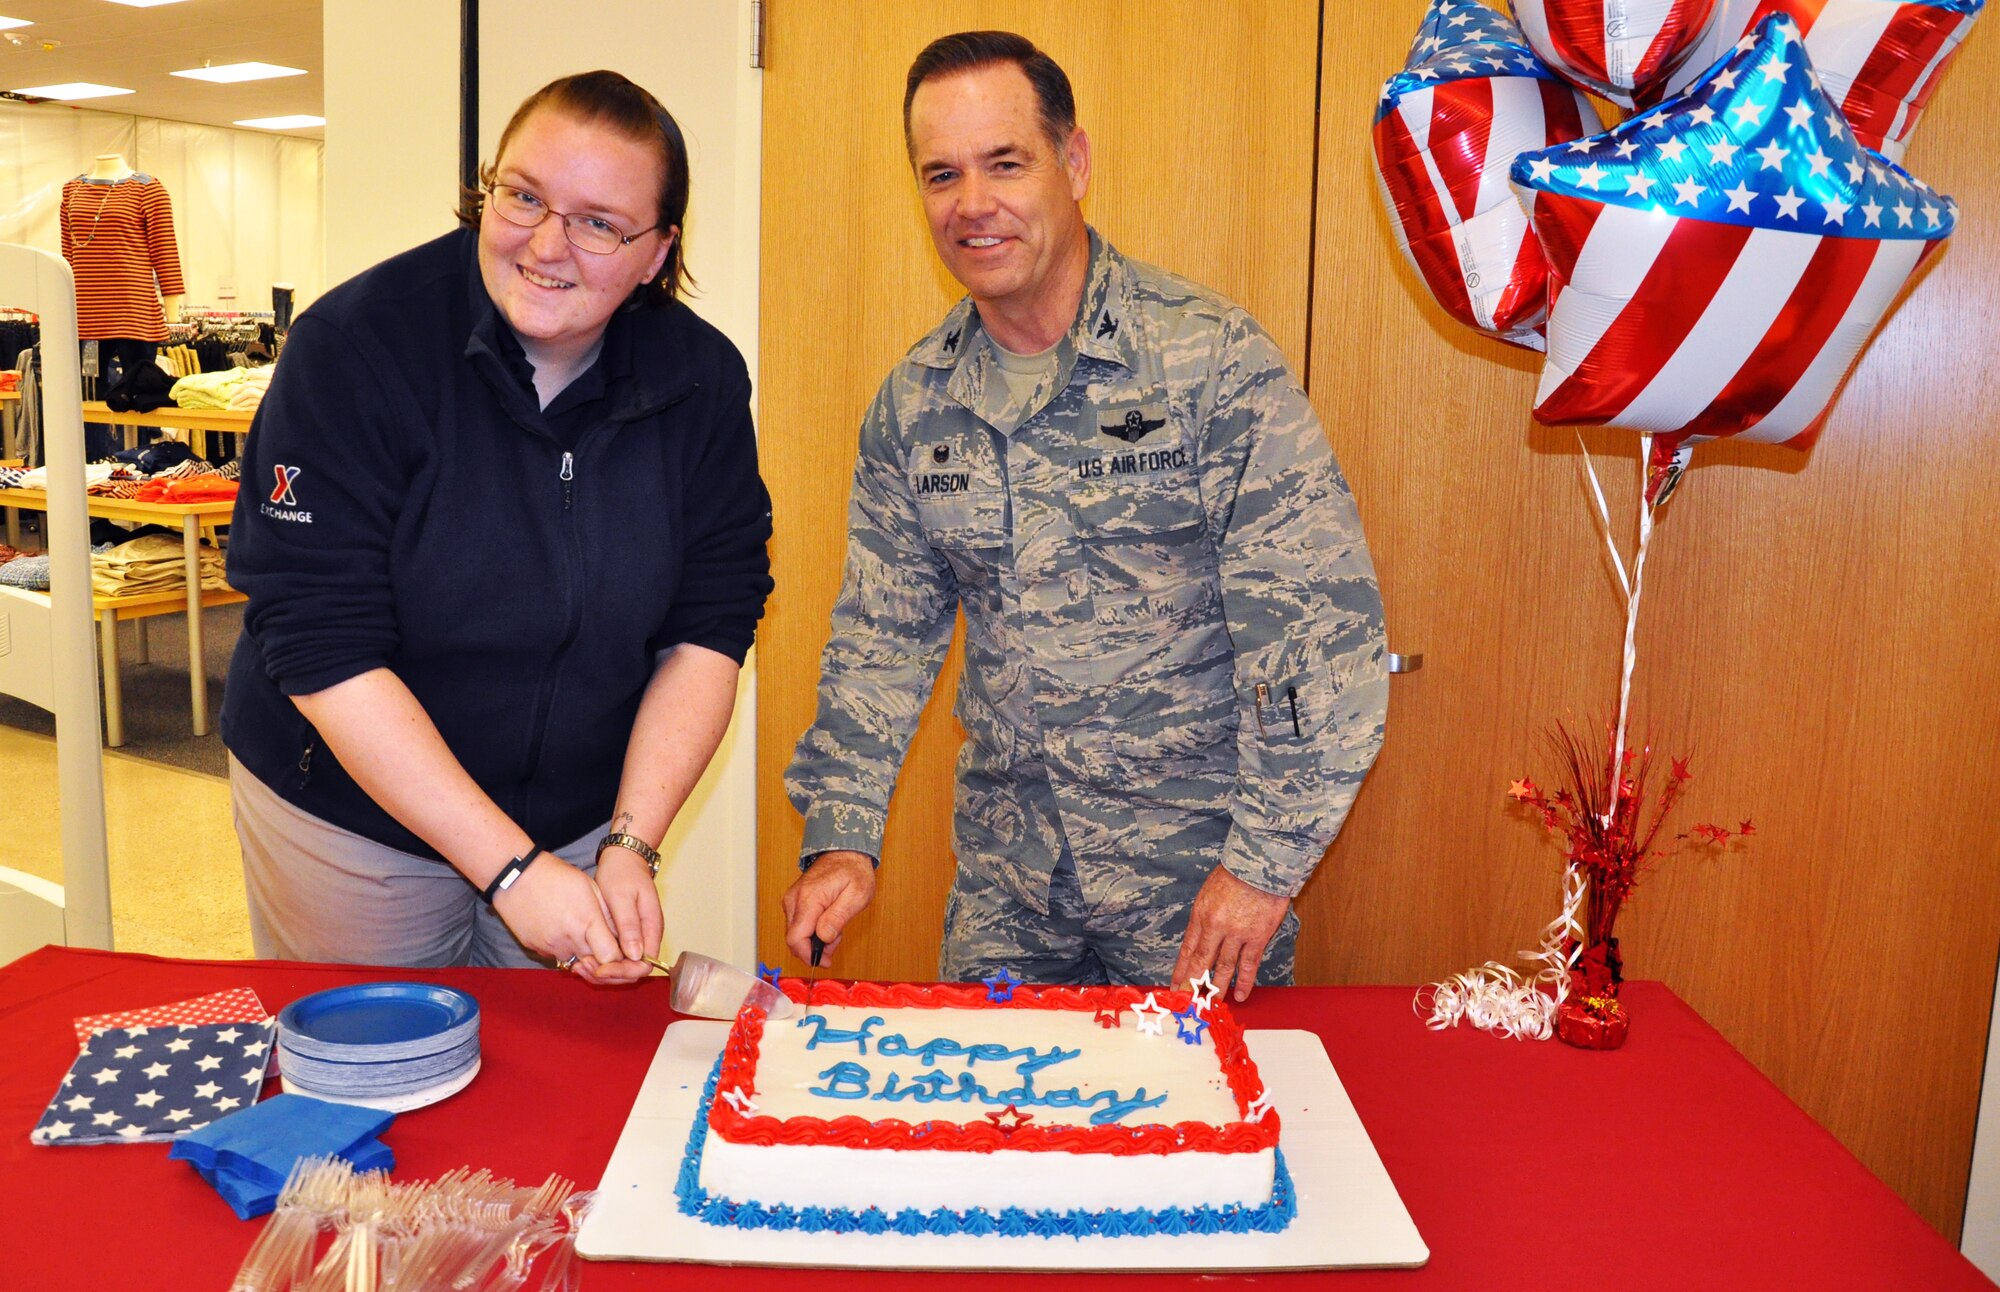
269, 465, 303, 506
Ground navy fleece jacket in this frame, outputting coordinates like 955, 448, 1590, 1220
221, 229, 773, 859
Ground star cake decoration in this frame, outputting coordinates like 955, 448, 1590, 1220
1173, 1002, 1211, 1046
1129, 993, 1171, 1036
1375, 0, 1602, 349
981, 967, 1023, 1003
1509, 14, 1956, 450
1186, 970, 1222, 1016
32, 1020, 277, 1145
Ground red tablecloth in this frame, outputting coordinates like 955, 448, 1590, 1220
0, 947, 1987, 1290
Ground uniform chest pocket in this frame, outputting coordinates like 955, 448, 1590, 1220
1068, 447, 1219, 633
909, 432, 1007, 551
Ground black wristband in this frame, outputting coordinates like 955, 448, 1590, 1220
480, 850, 541, 905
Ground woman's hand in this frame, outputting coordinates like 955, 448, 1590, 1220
491, 854, 645, 984
593, 846, 666, 969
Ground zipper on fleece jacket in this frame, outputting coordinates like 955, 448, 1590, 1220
520, 447, 587, 789
510, 384, 697, 803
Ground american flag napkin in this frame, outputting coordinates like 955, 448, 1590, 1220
72, 988, 271, 1048
31, 1021, 278, 1145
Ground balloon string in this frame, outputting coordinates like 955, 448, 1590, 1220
1607, 442, 1656, 825
1576, 432, 1655, 826
1575, 432, 1631, 601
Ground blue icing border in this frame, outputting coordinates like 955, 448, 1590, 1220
674, 1056, 1297, 1240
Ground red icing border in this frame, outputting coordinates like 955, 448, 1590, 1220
708, 980, 1280, 1156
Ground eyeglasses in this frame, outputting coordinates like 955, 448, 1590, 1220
483, 183, 655, 255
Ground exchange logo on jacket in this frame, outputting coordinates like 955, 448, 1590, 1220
261, 464, 312, 523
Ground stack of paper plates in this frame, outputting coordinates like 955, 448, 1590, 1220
276, 984, 481, 1113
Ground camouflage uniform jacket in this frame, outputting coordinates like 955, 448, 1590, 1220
787, 231, 1387, 917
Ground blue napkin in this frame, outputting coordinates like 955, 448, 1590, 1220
169, 1093, 394, 1219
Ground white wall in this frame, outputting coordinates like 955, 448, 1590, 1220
0, 100, 324, 314
325, 0, 766, 969
481, 0, 765, 971
322, 0, 460, 289
1964, 957, 2000, 1274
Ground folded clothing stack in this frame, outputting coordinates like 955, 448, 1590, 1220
168, 1093, 395, 1219
228, 364, 275, 411
91, 533, 229, 597
170, 367, 266, 410
0, 541, 116, 592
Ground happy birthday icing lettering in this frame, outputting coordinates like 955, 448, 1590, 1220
793, 1012, 1169, 1125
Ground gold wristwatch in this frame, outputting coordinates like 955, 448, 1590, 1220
596, 832, 662, 877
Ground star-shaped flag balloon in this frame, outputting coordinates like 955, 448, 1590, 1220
1511, 14, 1955, 456
1510, 0, 1723, 105
1646, 0, 1985, 161
1374, 0, 1602, 348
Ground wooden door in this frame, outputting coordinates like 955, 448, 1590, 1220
756, 2, 1323, 981
1307, 6, 2000, 1240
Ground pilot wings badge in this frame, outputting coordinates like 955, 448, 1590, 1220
1100, 406, 1167, 444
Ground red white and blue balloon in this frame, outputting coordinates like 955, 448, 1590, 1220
1509, 0, 1723, 105
1511, 14, 1956, 453
1374, 0, 1602, 349
1648, 0, 1986, 161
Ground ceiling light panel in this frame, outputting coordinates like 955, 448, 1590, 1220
0, 16, 31, 32
100, 1, 194, 8
234, 115, 325, 131
12, 83, 134, 101
172, 62, 308, 84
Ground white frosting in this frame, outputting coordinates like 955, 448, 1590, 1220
700, 1003, 1274, 1219
738, 1004, 1240, 1128
699, 1138, 1274, 1214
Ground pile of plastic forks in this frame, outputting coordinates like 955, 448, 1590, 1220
230, 1158, 594, 1292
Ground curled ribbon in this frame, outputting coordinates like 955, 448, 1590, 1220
1415, 861, 1587, 1040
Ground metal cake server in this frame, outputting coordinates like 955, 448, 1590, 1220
660, 950, 797, 1021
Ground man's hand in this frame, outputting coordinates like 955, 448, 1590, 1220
780, 850, 877, 966
1171, 865, 1291, 1003
492, 855, 647, 985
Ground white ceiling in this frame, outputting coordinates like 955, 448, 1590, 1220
0, 0, 325, 140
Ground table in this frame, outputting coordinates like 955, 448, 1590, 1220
80, 400, 256, 462
0, 949, 1987, 1291
0, 488, 237, 742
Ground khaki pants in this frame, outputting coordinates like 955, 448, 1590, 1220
228, 755, 600, 969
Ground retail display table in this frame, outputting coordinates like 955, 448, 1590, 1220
0, 948, 1987, 1290
80, 400, 256, 461
0, 488, 237, 743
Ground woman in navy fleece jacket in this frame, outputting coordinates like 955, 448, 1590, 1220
221, 72, 771, 982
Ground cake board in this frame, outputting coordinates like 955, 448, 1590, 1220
578, 1020, 1429, 1272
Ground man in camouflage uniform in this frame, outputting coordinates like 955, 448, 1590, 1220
782, 31, 1387, 999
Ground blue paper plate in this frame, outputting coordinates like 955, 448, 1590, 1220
278, 983, 479, 1052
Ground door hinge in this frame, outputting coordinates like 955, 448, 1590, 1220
750, 0, 766, 69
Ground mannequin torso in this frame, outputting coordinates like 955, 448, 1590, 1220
70, 156, 179, 324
